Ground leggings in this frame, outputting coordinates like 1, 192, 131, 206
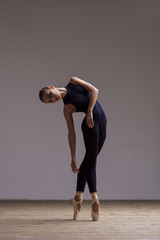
76, 115, 107, 193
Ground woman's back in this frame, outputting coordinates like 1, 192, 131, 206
63, 83, 106, 122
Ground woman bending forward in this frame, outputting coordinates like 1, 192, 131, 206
39, 76, 107, 221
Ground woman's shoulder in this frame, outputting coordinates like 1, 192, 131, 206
64, 80, 76, 91
69, 78, 77, 85
67, 78, 89, 93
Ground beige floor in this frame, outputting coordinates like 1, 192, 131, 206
0, 200, 160, 240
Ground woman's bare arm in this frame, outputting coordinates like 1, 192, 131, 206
63, 105, 79, 174
70, 76, 99, 128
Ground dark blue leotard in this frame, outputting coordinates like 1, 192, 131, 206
63, 83, 107, 193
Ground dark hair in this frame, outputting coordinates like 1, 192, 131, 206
39, 87, 50, 103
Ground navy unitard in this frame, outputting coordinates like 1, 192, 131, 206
63, 83, 107, 193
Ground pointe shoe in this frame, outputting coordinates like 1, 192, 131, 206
91, 197, 100, 221
70, 197, 82, 220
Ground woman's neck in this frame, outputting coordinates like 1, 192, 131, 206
57, 87, 67, 99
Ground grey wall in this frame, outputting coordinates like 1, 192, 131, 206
0, 0, 160, 200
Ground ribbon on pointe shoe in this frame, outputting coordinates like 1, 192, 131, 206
70, 195, 82, 220
91, 197, 100, 221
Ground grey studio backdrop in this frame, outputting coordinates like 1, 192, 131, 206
0, 0, 160, 200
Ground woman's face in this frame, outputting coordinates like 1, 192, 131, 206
43, 87, 61, 103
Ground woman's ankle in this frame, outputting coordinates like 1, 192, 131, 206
74, 191, 83, 201
90, 192, 98, 200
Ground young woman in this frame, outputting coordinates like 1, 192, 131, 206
39, 77, 107, 221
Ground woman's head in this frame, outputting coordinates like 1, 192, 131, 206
39, 85, 61, 103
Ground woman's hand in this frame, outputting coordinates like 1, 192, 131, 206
86, 110, 94, 128
71, 159, 79, 174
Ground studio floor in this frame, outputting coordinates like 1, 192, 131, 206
0, 200, 160, 240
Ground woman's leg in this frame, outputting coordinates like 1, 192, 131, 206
98, 119, 107, 154
75, 117, 106, 220
77, 117, 99, 193
90, 119, 107, 221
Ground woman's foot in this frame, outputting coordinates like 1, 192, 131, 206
70, 192, 83, 220
91, 192, 100, 221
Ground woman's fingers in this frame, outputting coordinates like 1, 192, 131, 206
71, 161, 79, 174
86, 118, 94, 128
74, 168, 79, 174
72, 168, 79, 174
86, 111, 94, 128
90, 119, 94, 128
